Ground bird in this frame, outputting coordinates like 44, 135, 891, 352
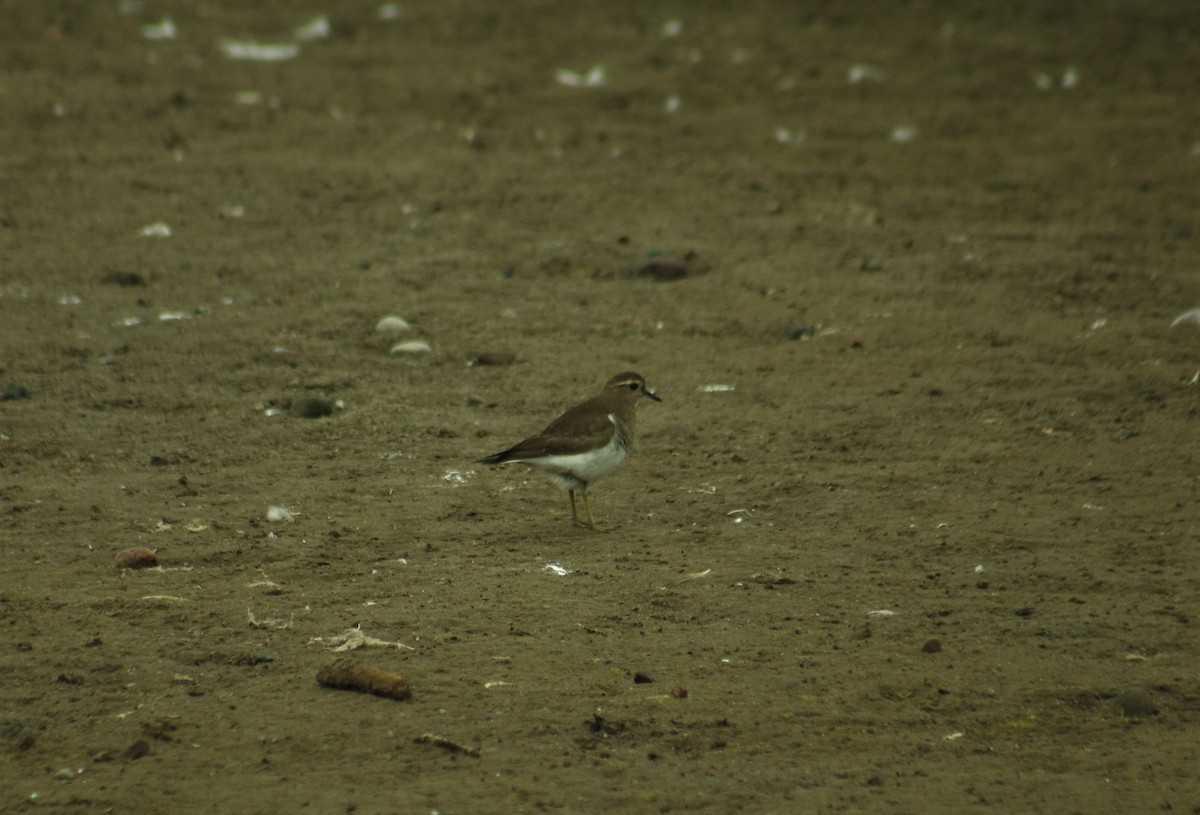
477, 372, 661, 529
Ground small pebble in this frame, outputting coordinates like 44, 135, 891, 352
632, 256, 691, 281
1113, 688, 1158, 718
921, 638, 943, 654
115, 547, 158, 570
2, 383, 31, 401
6, 726, 36, 752
390, 341, 431, 355
123, 740, 151, 761
101, 270, 147, 287
375, 315, 411, 332
470, 351, 516, 366
291, 396, 334, 418
633, 672, 654, 684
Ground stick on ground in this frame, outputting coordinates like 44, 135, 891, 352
316, 657, 412, 701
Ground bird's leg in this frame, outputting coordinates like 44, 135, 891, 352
568, 489, 581, 527
580, 491, 599, 531
568, 489, 602, 531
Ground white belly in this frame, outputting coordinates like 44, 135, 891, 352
529, 415, 629, 490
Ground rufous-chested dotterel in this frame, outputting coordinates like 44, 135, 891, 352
477, 372, 661, 529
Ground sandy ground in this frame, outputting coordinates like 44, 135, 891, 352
2, 1, 1199, 813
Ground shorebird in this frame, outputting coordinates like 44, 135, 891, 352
477, 372, 661, 529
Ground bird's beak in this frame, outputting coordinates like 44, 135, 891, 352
646, 390, 662, 402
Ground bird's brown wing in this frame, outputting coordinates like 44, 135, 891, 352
478, 396, 615, 464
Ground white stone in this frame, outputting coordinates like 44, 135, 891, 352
390, 340, 431, 355
375, 315, 412, 333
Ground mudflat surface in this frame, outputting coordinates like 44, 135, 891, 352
2, 2, 1199, 813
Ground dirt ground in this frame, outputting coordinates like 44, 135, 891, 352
2, 1, 1199, 813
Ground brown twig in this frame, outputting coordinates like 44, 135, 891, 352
315, 657, 412, 701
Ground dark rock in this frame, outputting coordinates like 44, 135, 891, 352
470, 352, 516, 366
123, 740, 151, 761
102, 270, 147, 287
1113, 689, 1158, 718
115, 547, 159, 570
292, 397, 334, 418
1, 383, 30, 401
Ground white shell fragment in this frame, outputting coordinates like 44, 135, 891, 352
1169, 308, 1200, 327
266, 506, 295, 523
219, 40, 300, 62
543, 562, 573, 576
867, 609, 898, 618
142, 19, 177, 40
775, 127, 806, 145
556, 65, 606, 87
697, 384, 735, 393
375, 315, 412, 332
390, 340, 431, 355
1034, 68, 1079, 91
726, 508, 752, 525
662, 19, 683, 37
890, 125, 919, 143
847, 63, 885, 83
140, 222, 172, 238
294, 16, 330, 41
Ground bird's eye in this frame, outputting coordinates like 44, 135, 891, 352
628, 382, 639, 390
